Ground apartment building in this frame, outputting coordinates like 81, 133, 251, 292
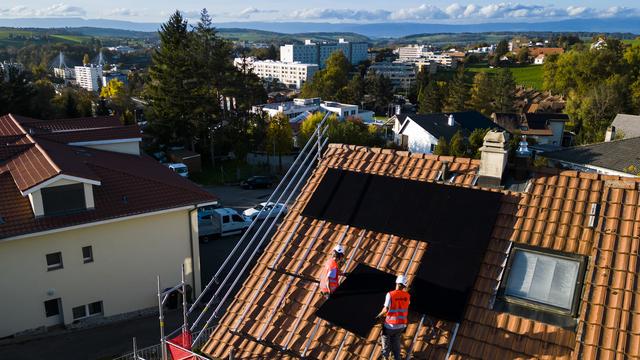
280, 39, 368, 68
397, 44, 431, 60
368, 62, 416, 90
234, 57, 319, 89
74, 65, 102, 92
0, 114, 215, 338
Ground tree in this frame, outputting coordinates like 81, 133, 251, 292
494, 68, 516, 113
266, 113, 293, 170
433, 136, 449, 155
468, 128, 489, 158
300, 51, 351, 100
366, 73, 394, 115
467, 72, 494, 116
444, 66, 467, 112
449, 131, 467, 157
83, 53, 90, 66
100, 79, 125, 98
144, 11, 194, 146
418, 79, 443, 114
495, 40, 509, 58
341, 74, 365, 105
516, 47, 529, 63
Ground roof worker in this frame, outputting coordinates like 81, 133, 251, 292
320, 244, 345, 296
376, 275, 411, 360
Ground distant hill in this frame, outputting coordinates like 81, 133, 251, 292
1, 17, 639, 39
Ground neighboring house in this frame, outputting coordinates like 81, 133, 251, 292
202, 143, 640, 359
610, 113, 640, 139
534, 54, 546, 64
391, 111, 501, 154
491, 112, 570, 148
0, 114, 215, 338
542, 135, 640, 177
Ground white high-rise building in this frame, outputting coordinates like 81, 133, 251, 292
397, 45, 431, 60
234, 57, 319, 89
280, 39, 368, 68
74, 65, 102, 92
368, 62, 416, 90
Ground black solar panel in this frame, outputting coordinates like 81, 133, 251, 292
315, 264, 396, 338
303, 169, 503, 323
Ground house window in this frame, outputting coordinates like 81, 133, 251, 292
82, 246, 93, 263
41, 184, 86, 216
44, 298, 61, 317
73, 301, 103, 320
72, 305, 87, 320
88, 301, 103, 316
496, 246, 586, 327
46, 252, 63, 271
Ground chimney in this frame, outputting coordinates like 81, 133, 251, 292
478, 130, 509, 183
395, 105, 401, 115
447, 114, 455, 127
605, 126, 616, 142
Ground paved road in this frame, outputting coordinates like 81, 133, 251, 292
0, 185, 279, 360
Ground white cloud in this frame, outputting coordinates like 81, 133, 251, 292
107, 8, 139, 17
0, 3, 86, 17
179, 10, 201, 19
390, 4, 448, 20
236, 7, 278, 18
289, 8, 391, 21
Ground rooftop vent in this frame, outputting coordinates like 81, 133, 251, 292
516, 135, 532, 157
448, 114, 455, 127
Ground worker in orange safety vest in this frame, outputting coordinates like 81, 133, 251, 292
320, 244, 345, 295
376, 275, 410, 360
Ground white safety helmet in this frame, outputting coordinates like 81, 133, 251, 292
396, 275, 408, 287
333, 244, 345, 255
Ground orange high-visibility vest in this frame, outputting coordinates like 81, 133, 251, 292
385, 289, 410, 326
320, 258, 339, 293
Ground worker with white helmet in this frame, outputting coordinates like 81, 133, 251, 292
320, 244, 345, 295
376, 275, 411, 360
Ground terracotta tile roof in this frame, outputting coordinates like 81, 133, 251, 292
202, 144, 640, 359
0, 113, 215, 239
529, 48, 565, 57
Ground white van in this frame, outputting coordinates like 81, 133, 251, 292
167, 163, 189, 178
198, 207, 251, 240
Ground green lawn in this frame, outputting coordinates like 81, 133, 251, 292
623, 38, 640, 46
467, 64, 544, 90
49, 34, 91, 43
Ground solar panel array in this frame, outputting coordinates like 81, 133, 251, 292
306, 169, 502, 331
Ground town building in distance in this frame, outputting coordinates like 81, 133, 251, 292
280, 39, 368, 68
234, 57, 318, 89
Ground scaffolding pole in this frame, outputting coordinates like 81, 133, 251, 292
191, 136, 329, 346
232, 220, 304, 332
190, 132, 328, 332
157, 276, 168, 360
189, 118, 328, 315
181, 264, 188, 336
445, 323, 460, 359
404, 314, 426, 360
256, 220, 333, 341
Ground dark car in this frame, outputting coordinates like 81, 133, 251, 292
241, 176, 274, 189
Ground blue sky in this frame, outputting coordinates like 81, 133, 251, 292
0, 1, 638, 23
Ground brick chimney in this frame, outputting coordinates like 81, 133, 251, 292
478, 130, 509, 183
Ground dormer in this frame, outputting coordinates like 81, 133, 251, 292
24, 176, 99, 217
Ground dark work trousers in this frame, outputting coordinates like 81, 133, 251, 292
381, 326, 404, 360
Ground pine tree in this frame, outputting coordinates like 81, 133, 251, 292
449, 130, 467, 157
494, 68, 516, 113
144, 11, 193, 145
433, 136, 449, 155
467, 72, 494, 116
444, 66, 468, 112
418, 79, 442, 114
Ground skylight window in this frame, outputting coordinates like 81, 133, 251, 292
500, 247, 585, 320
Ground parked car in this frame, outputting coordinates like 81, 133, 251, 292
243, 202, 288, 220
198, 207, 251, 241
240, 176, 274, 189
167, 163, 189, 178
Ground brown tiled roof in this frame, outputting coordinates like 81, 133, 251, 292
12, 114, 122, 132
202, 144, 640, 359
529, 48, 565, 57
0, 113, 215, 239
35, 125, 141, 143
